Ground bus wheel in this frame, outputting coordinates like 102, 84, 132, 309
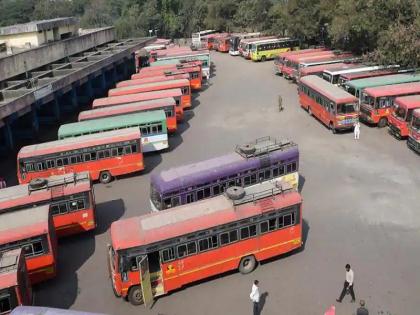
128, 285, 143, 305
308, 107, 312, 116
378, 117, 387, 128
261, 56, 266, 62
239, 255, 257, 274
329, 123, 337, 134
99, 171, 112, 184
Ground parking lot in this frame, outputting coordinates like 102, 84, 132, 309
28, 51, 420, 315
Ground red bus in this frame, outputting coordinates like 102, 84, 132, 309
407, 108, 420, 153
107, 79, 191, 110
0, 249, 32, 314
116, 74, 189, 88
388, 95, 420, 139
79, 98, 178, 133
216, 36, 230, 52
17, 128, 143, 185
298, 62, 358, 82
0, 205, 57, 284
138, 61, 202, 74
299, 75, 359, 133
0, 173, 95, 238
360, 82, 420, 127
281, 50, 338, 78
108, 181, 303, 306
274, 48, 329, 75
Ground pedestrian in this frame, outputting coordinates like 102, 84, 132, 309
278, 95, 284, 111
250, 280, 260, 315
354, 120, 360, 140
356, 300, 369, 315
336, 263, 355, 303
0, 177, 6, 189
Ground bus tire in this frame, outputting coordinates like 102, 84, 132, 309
308, 107, 312, 116
99, 171, 112, 184
238, 255, 257, 274
239, 144, 256, 155
378, 117, 387, 128
128, 285, 143, 305
261, 56, 266, 62
226, 186, 245, 200
329, 123, 337, 134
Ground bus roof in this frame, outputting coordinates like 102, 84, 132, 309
0, 172, 91, 211
151, 141, 298, 193
92, 88, 182, 108
339, 69, 400, 81
323, 65, 395, 76
18, 128, 141, 159
108, 79, 189, 97
58, 110, 166, 139
0, 249, 22, 288
299, 54, 354, 66
285, 51, 339, 63
117, 74, 189, 88
79, 98, 175, 121
300, 75, 358, 103
156, 50, 209, 60
300, 62, 356, 76
0, 205, 49, 245
241, 36, 276, 44
345, 73, 420, 90
278, 48, 329, 59
251, 38, 286, 45
363, 82, 420, 98
394, 95, 420, 109
111, 182, 302, 250
11, 306, 109, 315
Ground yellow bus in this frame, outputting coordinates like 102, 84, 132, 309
250, 38, 300, 62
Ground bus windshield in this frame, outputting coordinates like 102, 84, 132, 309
362, 93, 375, 107
251, 44, 257, 52
337, 103, 356, 114
412, 115, 420, 131
394, 106, 406, 120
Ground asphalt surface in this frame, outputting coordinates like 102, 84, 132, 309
10, 51, 420, 315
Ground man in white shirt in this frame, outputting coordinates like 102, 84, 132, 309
250, 280, 260, 315
336, 264, 355, 303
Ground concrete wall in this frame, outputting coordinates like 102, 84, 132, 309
0, 32, 39, 49
0, 27, 115, 82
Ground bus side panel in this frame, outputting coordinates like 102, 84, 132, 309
52, 207, 96, 237
181, 95, 192, 109
26, 254, 56, 284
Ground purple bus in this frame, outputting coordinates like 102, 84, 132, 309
150, 137, 299, 211
11, 306, 109, 315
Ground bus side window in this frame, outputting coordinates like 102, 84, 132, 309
187, 241, 197, 255
196, 189, 204, 200
250, 173, 257, 184
186, 193, 194, 204
0, 295, 11, 314
131, 144, 138, 153
161, 248, 175, 262
172, 196, 180, 207
46, 159, 55, 169
287, 163, 293, 173
291, 162, 297, 172
212, 185, 220, 196
177, 244, 187, 258
279, 165, 285, 175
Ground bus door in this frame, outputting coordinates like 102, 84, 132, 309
136, 255, 153, 308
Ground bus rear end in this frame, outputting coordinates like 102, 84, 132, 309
388, 96, 420, 139
407, 108, 420, 153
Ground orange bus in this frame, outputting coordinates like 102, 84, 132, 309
360, 82, 420, 128
274, 48, 328, 75
0, 249, 32, 314
79, 98, 177, 133
0, 205, 57, 284
107, 79, 191, 110
407, 108, 420, 153
108, 181, 303, 306
0, 173, 95, 238
299, 75, 359, 133
215, 35, 231, 52
388, 95, 420, 139
116, 74, 189, 88
17, 128, 143, 185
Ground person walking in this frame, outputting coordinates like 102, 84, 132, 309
250, 280, 260, 315
278, 95, 284, 111
356, 300, 369, 315
354, 120, 361, 140
336, 264, 355, 303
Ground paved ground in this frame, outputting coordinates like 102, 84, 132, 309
10, 52, 420, 314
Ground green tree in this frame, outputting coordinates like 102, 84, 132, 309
235, 0, 272, 32
285, 0, 321, 44
269, 2, 289, 36
0, 0, 35, 26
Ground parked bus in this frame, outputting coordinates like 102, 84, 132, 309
0, 173, 95, 238
215, 35, 231, 52
92, 89, 183, 115
407, 108, 420, 153
192, 30, 217, 49
17, 128, 143, 184
108, 79, 191, 110
343, 73, 420, 100
79, 98, 177, 133
117, 74, 189, 88
298, 62, 357, 82
274, 48, 329, 75
0, 205, 56, 284
322, 65, 398, 85
250, 38, 299, 62
388, 95, 420, 139
11, 306, 109, 315
299, 75, 359, 133
359, 82, 420, 127
337, 68, 402, 87
240, 36, 277, 59
108, 181, 303, 306
150, 137, 298, 211
0, 249, 32, 314
229, 33, 261, 56
281, 50, 337, 77
58, 111, 168, 153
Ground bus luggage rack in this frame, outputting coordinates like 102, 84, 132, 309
233, 181, 293, 206
28, 172, 89, 193
235, 136, 296, 158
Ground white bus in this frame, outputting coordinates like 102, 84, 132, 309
323, 65, 400, 85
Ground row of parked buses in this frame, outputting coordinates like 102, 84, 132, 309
107, 136, 304, 307
0, 40, 210, 313
273, 48, 420, 154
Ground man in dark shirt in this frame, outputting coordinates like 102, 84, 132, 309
356, 300, 369, 315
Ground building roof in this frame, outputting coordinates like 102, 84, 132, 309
394, 95, 420, 109
79, 98, 175, 121
92, 88, 182, 108
111, 181, 302, 250
345, 73, 420, 90
18, 128, 141, 158
0, 17, 77, 36
108, 79, 189, 97
363, 82, 420, 98
300, 75, 357, 103
58, 110, 166, 139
